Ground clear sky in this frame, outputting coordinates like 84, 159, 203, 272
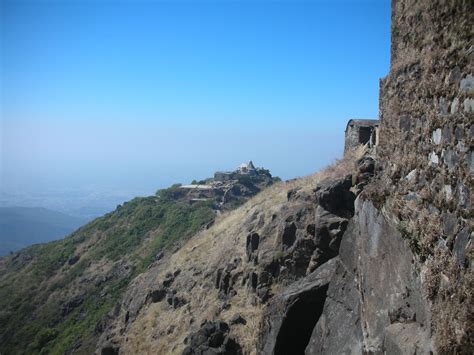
1, 0, 390, 201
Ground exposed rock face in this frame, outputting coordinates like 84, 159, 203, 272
306, 198, 433, 354
251, 174, 355, 294
258, 258, 337, 354
95, 162, 358, 354
314, 175, 355, 218
182, 320, 242, 355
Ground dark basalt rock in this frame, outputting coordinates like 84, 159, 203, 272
287, 187, 301, 201
249, 272, 258, 290
258, 258, 337, 354
286, 238, 316, 277
215, 258, 242, 299
68, 255, 80, 265
101, 345, 120, 355
246, 232, 260, 262
256, 286, 271, 303
166, 291, 186, 309
453, 228, 470, 267
280, 222, 297, 249
314, 175, 355, 218
357, 156, 375, 174
305, 199, 433, 354
147, 288, 167, 303
182, 320, 242, 355
304, 205, 350, 273
162, 273, 175, 287
154, 251, 164, 261
229, 313, 247, 325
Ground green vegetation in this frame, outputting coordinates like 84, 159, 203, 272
0, 184, 215, 355
0, 171, 275, 354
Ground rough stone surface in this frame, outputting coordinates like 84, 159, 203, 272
344, 119, 379, 154
258, 258, 337, 355
305, 198, 433, 354
375, 1, 472, 351
314, 175, 355, 218
182, 320, 242, 355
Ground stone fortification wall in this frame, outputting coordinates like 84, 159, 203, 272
374, 0, 473, 351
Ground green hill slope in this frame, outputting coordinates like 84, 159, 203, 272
0, 172, 276, 354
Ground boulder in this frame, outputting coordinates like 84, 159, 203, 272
166, 292, 186, 309
215, 258, 242, 299
101, 345, 120, 355
314, 175, 355, 218
356, 156, 375, 174
182, 320, 242, 355
246, 232, 260, 261
68, 255, 80, 265
147, 288, 167, 303
229, 313, 246, 325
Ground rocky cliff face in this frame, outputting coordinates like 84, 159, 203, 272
305, 0, 473, 352
305, 199, 433, 354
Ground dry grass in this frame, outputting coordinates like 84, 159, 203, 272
115, 156, 358, 354
428, 249, 474, 354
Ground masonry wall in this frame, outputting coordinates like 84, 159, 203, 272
374, 0, 473, 351
344, 123, 379, 155
344, 125, 361, 154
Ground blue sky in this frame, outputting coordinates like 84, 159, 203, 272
1, 0, 390, 200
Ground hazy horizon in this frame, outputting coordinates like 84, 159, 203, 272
1, 0, 390, 216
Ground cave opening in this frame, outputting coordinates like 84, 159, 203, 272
274, 285, 329, 355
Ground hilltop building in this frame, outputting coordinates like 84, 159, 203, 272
214, 161, 263, 182
344, 119, 379, 155
237, 161, 256, 175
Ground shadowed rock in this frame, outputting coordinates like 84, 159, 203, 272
182, 320, 242, 355
258, 258, 337, 354
305, 199, 432, 354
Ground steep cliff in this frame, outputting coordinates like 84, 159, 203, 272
308, 0, 472, 353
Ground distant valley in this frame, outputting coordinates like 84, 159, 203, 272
0, 207, 88, 255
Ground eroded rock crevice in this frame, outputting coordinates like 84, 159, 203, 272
274, 284, 329, 355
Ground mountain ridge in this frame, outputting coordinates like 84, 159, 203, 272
0, 164, 278, 354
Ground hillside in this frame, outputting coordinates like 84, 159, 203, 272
96, 154, 360, 354
96, 1, 472, 353
0, 207, 87, 256
0, 165, 277, 354
0, 1, 472, 355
